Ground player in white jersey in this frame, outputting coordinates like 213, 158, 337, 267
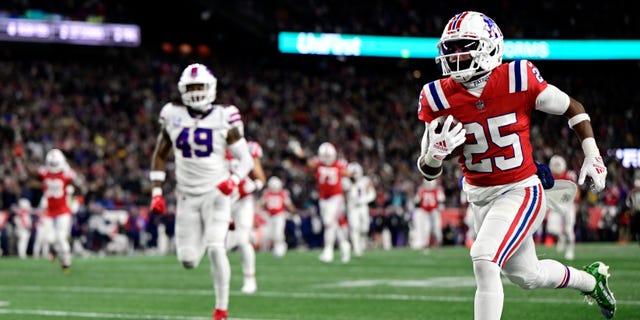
13, 198, 33, 259
149, 63, 253, 320
344, 162, 376, 257
226, 140, 266, 294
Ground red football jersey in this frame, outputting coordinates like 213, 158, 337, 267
417, 187, 444, 212
314, 159, 347, 199
418, 60, 548, 186
38, 168, 75, 217
262, 190, 291, 216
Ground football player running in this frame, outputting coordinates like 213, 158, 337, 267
149, 63, 253, 320
344, 162, 376, 257
258, 176, 296, 258
412, 179, 445, 254
226, 139, 266, 294
416, 11, 615, 319
292, 141, 351, 263
16, 147, 81, 272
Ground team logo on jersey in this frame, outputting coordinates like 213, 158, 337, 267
172, 116, 182, 127
475, 100, 485, 110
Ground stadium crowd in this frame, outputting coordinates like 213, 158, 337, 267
0, 1, 639, 257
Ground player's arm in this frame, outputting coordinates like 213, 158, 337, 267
536, 85, 606, 191
149, 129, 172, 214
285, 193, 297, 213
288, 139, 318, 170
13, 145, 39, 178
216, 126, 253, 196
250, 156, 267, 191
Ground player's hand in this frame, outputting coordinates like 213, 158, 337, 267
240, 179, 256, 194
578, 156, 607, 192
425, 115, 466, 164
150, 195, 166, 215
217, 175, 240, 195
14, 144, 24, 158
535, 162, 555, 190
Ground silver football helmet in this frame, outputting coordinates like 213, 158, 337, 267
549, 155, 567, 175
45, 149, 67, 173
267, 176, 283, 192
436, 11, 504, 82
178, 63, 217, 112
347, 162, 363, 179
318, 142, 337, 166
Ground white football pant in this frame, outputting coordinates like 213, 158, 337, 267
229, 195, 257, 282
175, 189, 231, 310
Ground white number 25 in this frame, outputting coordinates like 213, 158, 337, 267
462, 113, 524, 173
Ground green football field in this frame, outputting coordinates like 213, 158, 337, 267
1, 243, 638, 320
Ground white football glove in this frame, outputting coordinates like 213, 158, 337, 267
423, 115, 466, 167
578, 156, 607, 192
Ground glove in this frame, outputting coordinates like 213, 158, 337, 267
578, 156, 607, 192
424, 115, 466, 166
150, 195, 166, 215
240, 179, 256, 194
14, 144, 24, 158
217, 175, 240, 195
535, 162, 555, 190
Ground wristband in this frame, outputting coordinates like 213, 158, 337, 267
150, 170, 166, 182
152, 187, 163, 196
568, 113, 591, 128
581, 137, 600, 157
230, 174, 240, 184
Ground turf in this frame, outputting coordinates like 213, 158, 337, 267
0, 243, 638, 319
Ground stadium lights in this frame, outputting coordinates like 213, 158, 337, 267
278, 32, 640, 60
0, 17, 140, 47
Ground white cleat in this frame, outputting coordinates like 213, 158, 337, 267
241, 279, 257, 294
319, 251, 333, 263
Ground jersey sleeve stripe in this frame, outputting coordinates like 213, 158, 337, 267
426, 81, 450, 111
508, 60, 528, 93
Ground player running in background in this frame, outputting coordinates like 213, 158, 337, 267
258, 176, 296, 258
291, 141, 351, 263
226, 139, 266, 294
545, 155, 579, 260
149, 63, 253, 320
344, 162, 376, 257
412, 179, 445, 254
13, 198, 33, 259
16, 147, 80, 272
416, 11, 615, 319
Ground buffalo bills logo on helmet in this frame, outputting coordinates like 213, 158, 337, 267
190, 67, 198, 78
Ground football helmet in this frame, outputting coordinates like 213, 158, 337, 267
549, 155, 567, 175
45, 149, 66, 173
347, 162, 363, 179
267, 176, 283, 192
177, 63, 217, 112
318, 142, 337, 165
436, 11, 504, 82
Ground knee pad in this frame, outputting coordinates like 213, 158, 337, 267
469, 237, 499, 262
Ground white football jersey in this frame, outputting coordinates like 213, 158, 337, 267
347, 176, 374, 207
159, 103, 243, 195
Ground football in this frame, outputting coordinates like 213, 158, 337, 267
432, 115, 464, 160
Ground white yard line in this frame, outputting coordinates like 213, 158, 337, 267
1, 284, 638, 305
0, 309, 279, 320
